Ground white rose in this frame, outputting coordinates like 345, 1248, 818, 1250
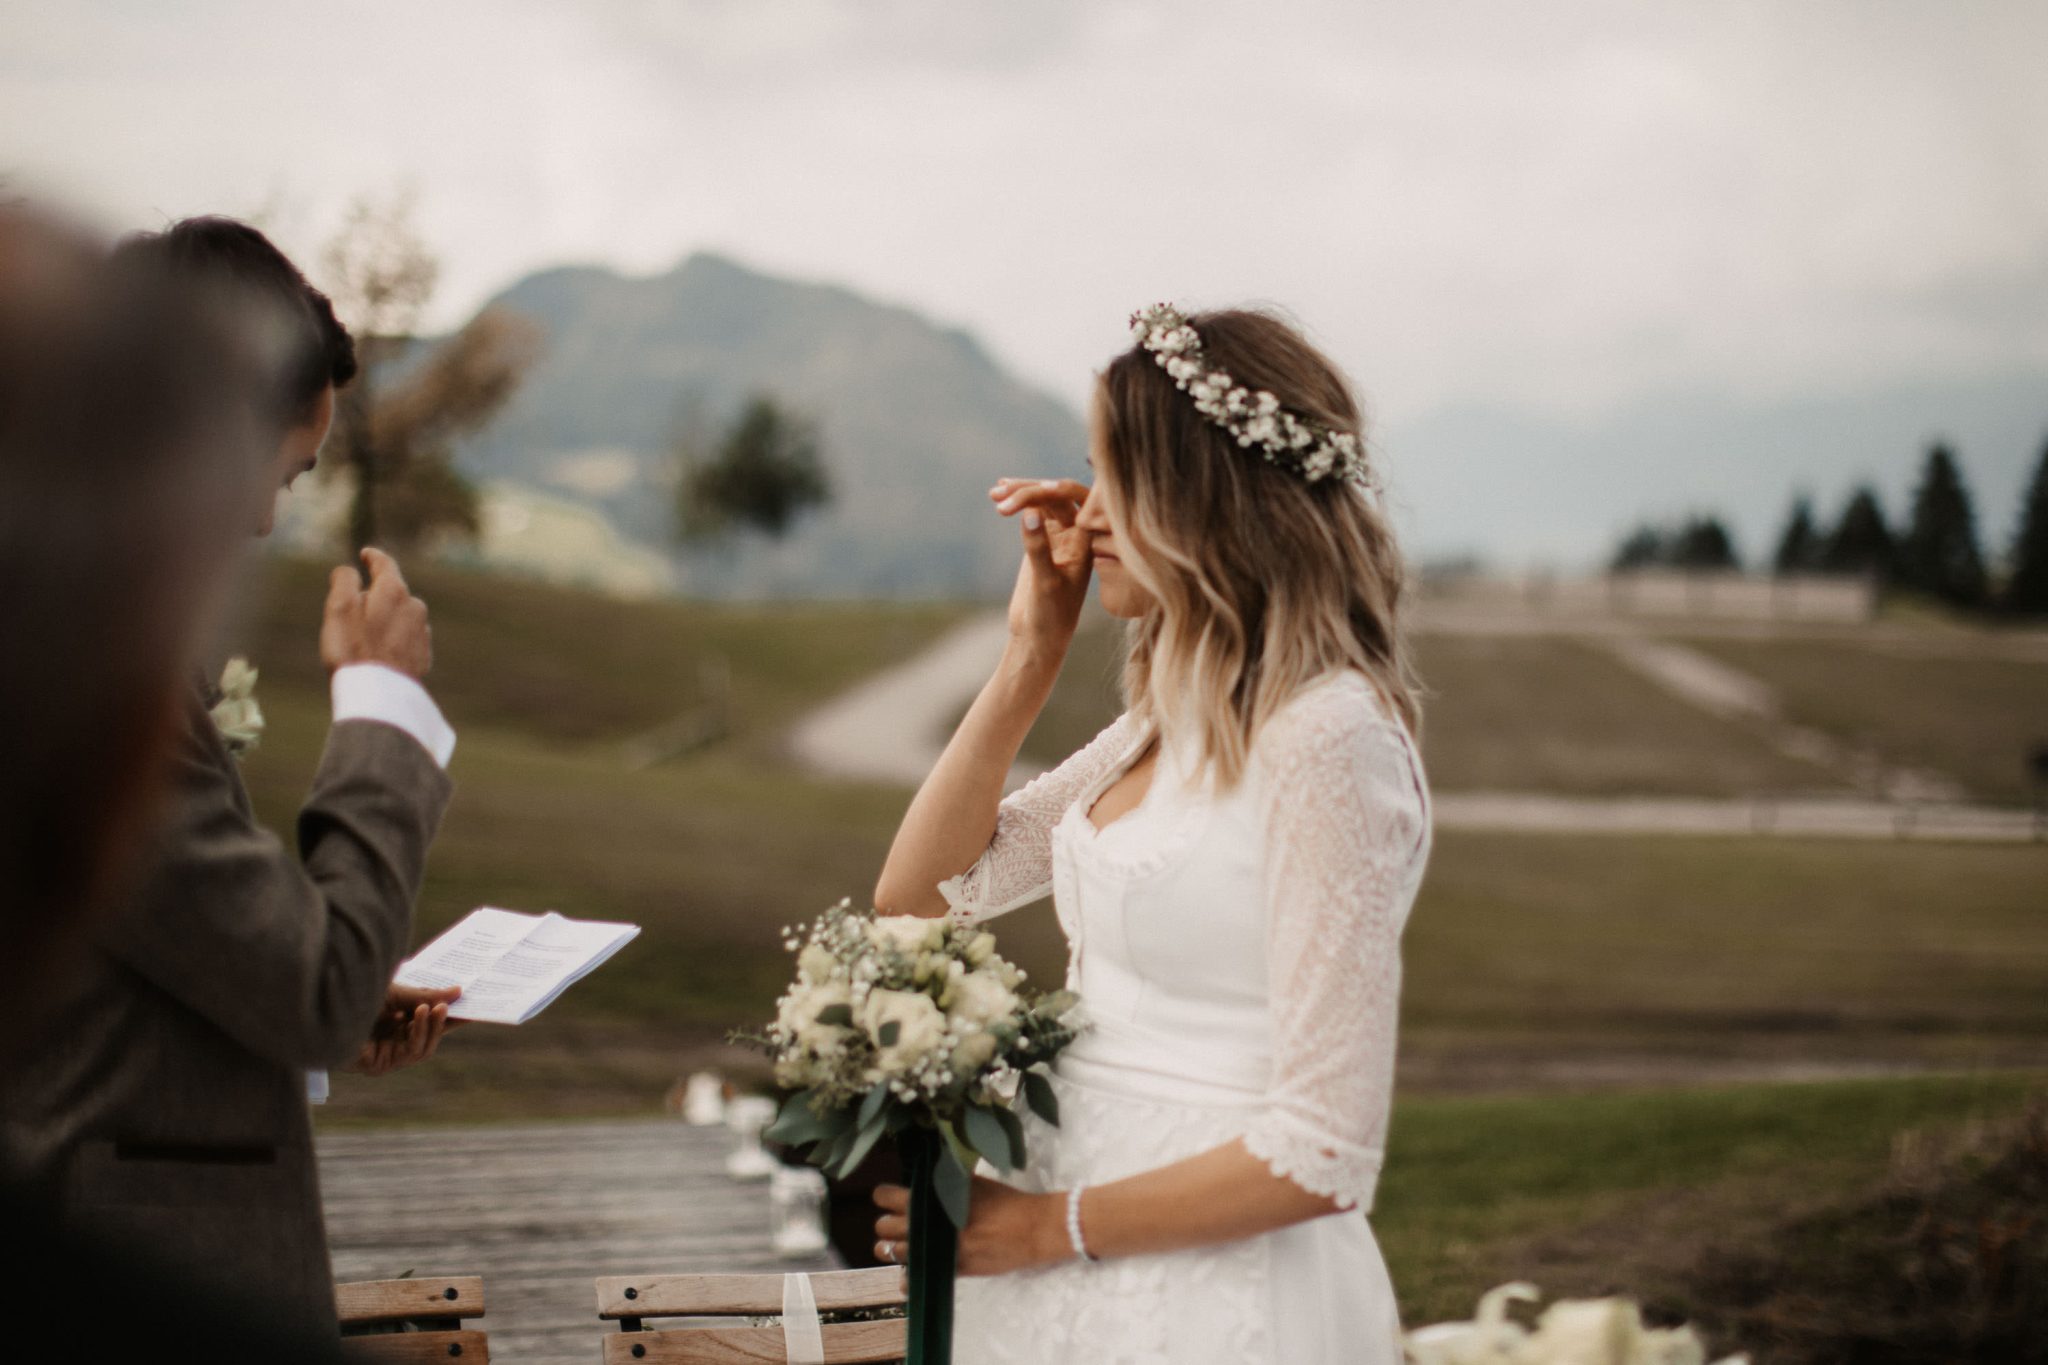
946, 968, 1019, 1027
962, 931, 997, 968
866, 915, 940, 956
778, 980, 853, 1053
859, 988, 947, 1073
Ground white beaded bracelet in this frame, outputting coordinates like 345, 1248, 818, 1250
1066, 1185, 1100, 1263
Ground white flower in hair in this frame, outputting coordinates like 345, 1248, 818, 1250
1127, 302, 1376, 490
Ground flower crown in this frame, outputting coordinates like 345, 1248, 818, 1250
1129, 303, 1373, 489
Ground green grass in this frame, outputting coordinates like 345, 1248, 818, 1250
1683, 636, 2048, 805
1403, 831, 2048, 1076
1378, 1071, 2047, 1325
234, 555, 969, 750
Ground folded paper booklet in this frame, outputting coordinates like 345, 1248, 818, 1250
395, 907, 641, 1025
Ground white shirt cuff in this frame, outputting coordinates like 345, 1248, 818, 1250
306, 1069, 330, 1104
331, 664, 456, 768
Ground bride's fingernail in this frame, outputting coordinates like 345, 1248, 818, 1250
1023, 510, 1043, 530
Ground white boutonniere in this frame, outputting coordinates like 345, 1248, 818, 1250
210, 656, 265, 757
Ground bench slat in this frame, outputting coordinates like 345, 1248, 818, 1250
337, 1276, 487, 1324
600, 1320, 905, 1364
339, 1328, 491, 1362
596, 1268, 904, 1318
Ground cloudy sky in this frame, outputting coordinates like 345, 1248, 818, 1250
6, 1, 2045, 564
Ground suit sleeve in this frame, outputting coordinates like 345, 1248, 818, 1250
104, 711, 453, 1069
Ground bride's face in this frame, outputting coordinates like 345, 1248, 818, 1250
1081, 396, 1156, 621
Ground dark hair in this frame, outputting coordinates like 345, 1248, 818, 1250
114, 216, 356, 422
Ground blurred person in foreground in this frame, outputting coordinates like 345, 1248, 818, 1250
871, 306, 1430, 1363
0, 204, 348, 1357
0, 215, 462, 1337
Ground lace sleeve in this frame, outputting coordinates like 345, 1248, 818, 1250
1241, 676, 1429, 1213
936, 711, 1145, 926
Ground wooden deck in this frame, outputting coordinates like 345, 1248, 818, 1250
320, 1119, 836, 1364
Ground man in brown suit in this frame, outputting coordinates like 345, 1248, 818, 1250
0, 218, 460, 1337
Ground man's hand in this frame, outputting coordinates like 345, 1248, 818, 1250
345, 982, 463, 1078
321, 547, 433, 680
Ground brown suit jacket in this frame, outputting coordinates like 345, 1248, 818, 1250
0, 688, 451, 1334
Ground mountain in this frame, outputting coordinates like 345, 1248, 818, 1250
451, 253, 1084, 598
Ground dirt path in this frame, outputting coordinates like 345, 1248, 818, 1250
786, 611, 1037, 790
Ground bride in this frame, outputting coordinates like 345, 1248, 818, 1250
869, 304, 1432, 1364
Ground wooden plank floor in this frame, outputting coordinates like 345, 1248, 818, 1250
320, 1119, 837, 1365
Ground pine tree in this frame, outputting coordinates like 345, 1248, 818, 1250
2005, 436, 2048, 616
1820, 486, 1895, 580
1773, 495, 1822, 574
1898, 442, 1989, 608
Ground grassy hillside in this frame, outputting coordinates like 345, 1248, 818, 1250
1683, 635, 2048, 805
1403, 830, 2048, 1087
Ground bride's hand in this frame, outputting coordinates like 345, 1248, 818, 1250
873, 1176, 1071, 1276
991, 477, 1092, 662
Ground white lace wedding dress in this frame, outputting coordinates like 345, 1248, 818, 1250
937, 670, 1432, 1365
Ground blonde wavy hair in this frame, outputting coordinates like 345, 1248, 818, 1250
1097, 307, 1421, 787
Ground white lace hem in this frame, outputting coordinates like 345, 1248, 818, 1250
1242, 1111, 1383, 1213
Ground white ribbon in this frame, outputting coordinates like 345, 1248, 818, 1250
782, 1272, 824, 1365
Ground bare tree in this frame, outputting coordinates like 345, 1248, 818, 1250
318, 191, 537, 552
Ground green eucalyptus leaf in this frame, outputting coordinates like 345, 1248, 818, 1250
857, 1080, 890, 1130
816, 1125, 856, 1173
937, 1116, 980, 1177
961, 1105, 1013, 1173
991, 1103, 1028, 1170
837, 1111, 887, 1178
764, 1091, 828, 1146
933, 1138, 972, 1228
1022, 1071, 1060, 1127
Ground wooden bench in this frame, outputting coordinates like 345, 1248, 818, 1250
336, 1276, 489, 1361
595, 1267, 906, 1363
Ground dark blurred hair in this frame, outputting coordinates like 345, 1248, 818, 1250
0, 205, 254, 1040
114, 216, 356, 424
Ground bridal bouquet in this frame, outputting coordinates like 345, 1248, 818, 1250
751, 899, 1083, 1365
